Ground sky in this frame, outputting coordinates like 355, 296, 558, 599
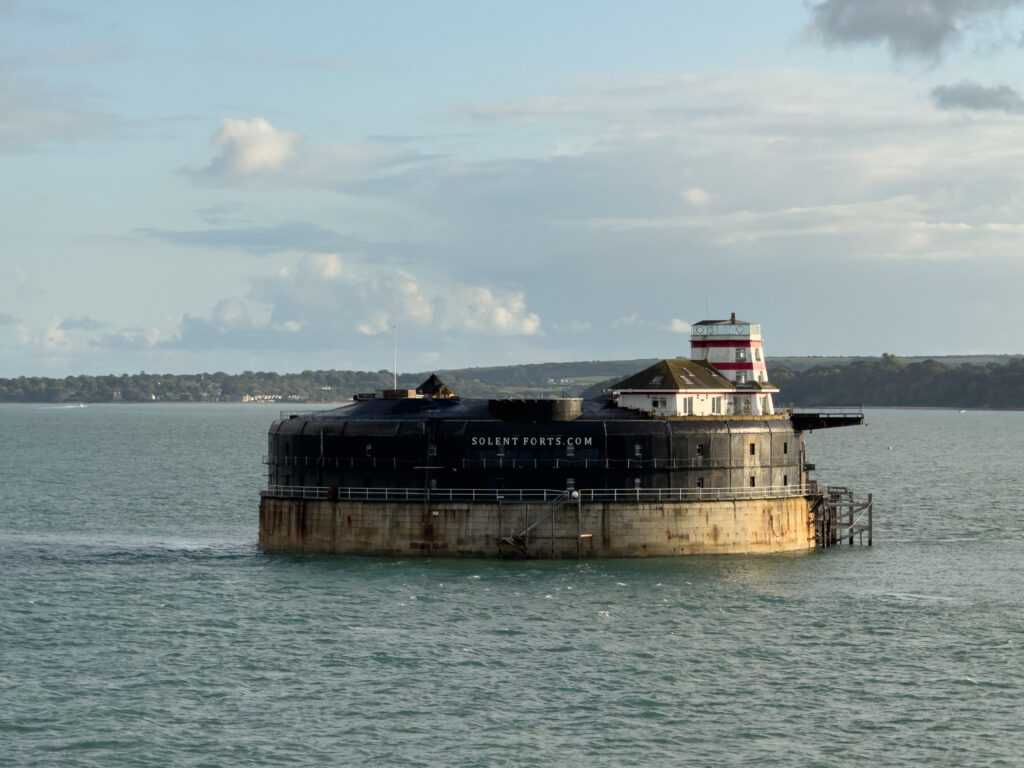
5, 0, 1024, 377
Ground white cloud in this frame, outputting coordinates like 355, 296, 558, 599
308, 253, 344, 278
357, 311, 391, 336
200, 117, 299, 177
145, 328, 168, 346
394, 271, 434, 324
613, 313, 640, 328
669, 318, 691, 333
16, 318, 71, 353
442, 286, 541, 336
682, 187, 711, 206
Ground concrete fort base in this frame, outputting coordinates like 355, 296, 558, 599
259, 495, 817, 558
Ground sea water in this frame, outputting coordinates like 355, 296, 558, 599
1, 404, 1022, 767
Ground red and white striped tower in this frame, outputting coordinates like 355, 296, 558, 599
690, 313, 777, 415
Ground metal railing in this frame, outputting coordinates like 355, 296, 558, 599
262, 483, 811, 503
788, 404, 865, 417
264, 455, 801, 470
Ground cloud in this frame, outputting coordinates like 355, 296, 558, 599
138, 221, 375, 255
43, 67, 1024, 375
669, 319, 691, 333
58, 316, 103, 331
154, 251, 543, 356
210, 298, 256, 331
394, 271, 434, 324
17, 318, 70, 353
440, 286, 541, 336
806, 0, 1024, 59
552, 320, 592, 333
682, 187, 711, 206
0, 73, 122, 153
92, 326, 175, 352
0, 313, 17, 325
191, 117, 299, 179
931, 80, 1024, 111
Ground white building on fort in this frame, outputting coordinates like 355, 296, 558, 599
612, 313, 779, 417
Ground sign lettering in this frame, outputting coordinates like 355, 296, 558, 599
470, 436, 594, 448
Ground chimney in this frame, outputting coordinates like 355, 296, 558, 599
730, 312, 736, 323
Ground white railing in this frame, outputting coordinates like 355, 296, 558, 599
262, 484, 811, 503
268, 455, 793, 470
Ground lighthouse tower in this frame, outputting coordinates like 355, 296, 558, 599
690, 313, 778, 415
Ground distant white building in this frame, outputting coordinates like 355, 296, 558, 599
612, 313, 779, 417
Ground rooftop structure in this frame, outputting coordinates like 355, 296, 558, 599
612, 313, 778, 417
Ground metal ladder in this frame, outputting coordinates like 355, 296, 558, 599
499, 491, 573, 558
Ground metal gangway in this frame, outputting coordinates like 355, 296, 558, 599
813, 486, 873, 548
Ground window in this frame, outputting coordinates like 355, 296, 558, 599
749, 476, 756, 487
430, 478, 437, 489
634, 444, 642, 457
428, 444, 437, 457
365, 443, 372, 456
566, 477, 575, 490
712, 397, 722, 414
634, 478, 642, 489
566, 444, 575, 456
783, 441, 788, 455
755, 348, 762, 361
696, 442, 704, 456
783, 474, 788, 486
736, 348, 747, 362
749, 442, 755, 456
696, 476, 704, 488
737, 372, 747, 384
682, 396, 694, 415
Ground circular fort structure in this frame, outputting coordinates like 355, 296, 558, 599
258, 316, 867, 557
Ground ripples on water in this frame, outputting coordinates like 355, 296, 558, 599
2, 405, 1022, 767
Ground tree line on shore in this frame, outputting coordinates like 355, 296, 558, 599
2, 354, 1023, 408
769, 354, 1024, 409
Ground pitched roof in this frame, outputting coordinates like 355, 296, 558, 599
417, 373, 454, 398
611, 359, 734, 392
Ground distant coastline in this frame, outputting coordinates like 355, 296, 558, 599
2, 354, 1023, 409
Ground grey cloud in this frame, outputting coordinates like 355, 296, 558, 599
807, 0, 1024, 59
58, 316, 103, 331
195, 203, 254, 227
162, 316, 298, 352
90, 331, 155, 352
0, 313, 17, 325
138, 221, 378, 255
931, 80, 1024, 110
0, 73, 123, 153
